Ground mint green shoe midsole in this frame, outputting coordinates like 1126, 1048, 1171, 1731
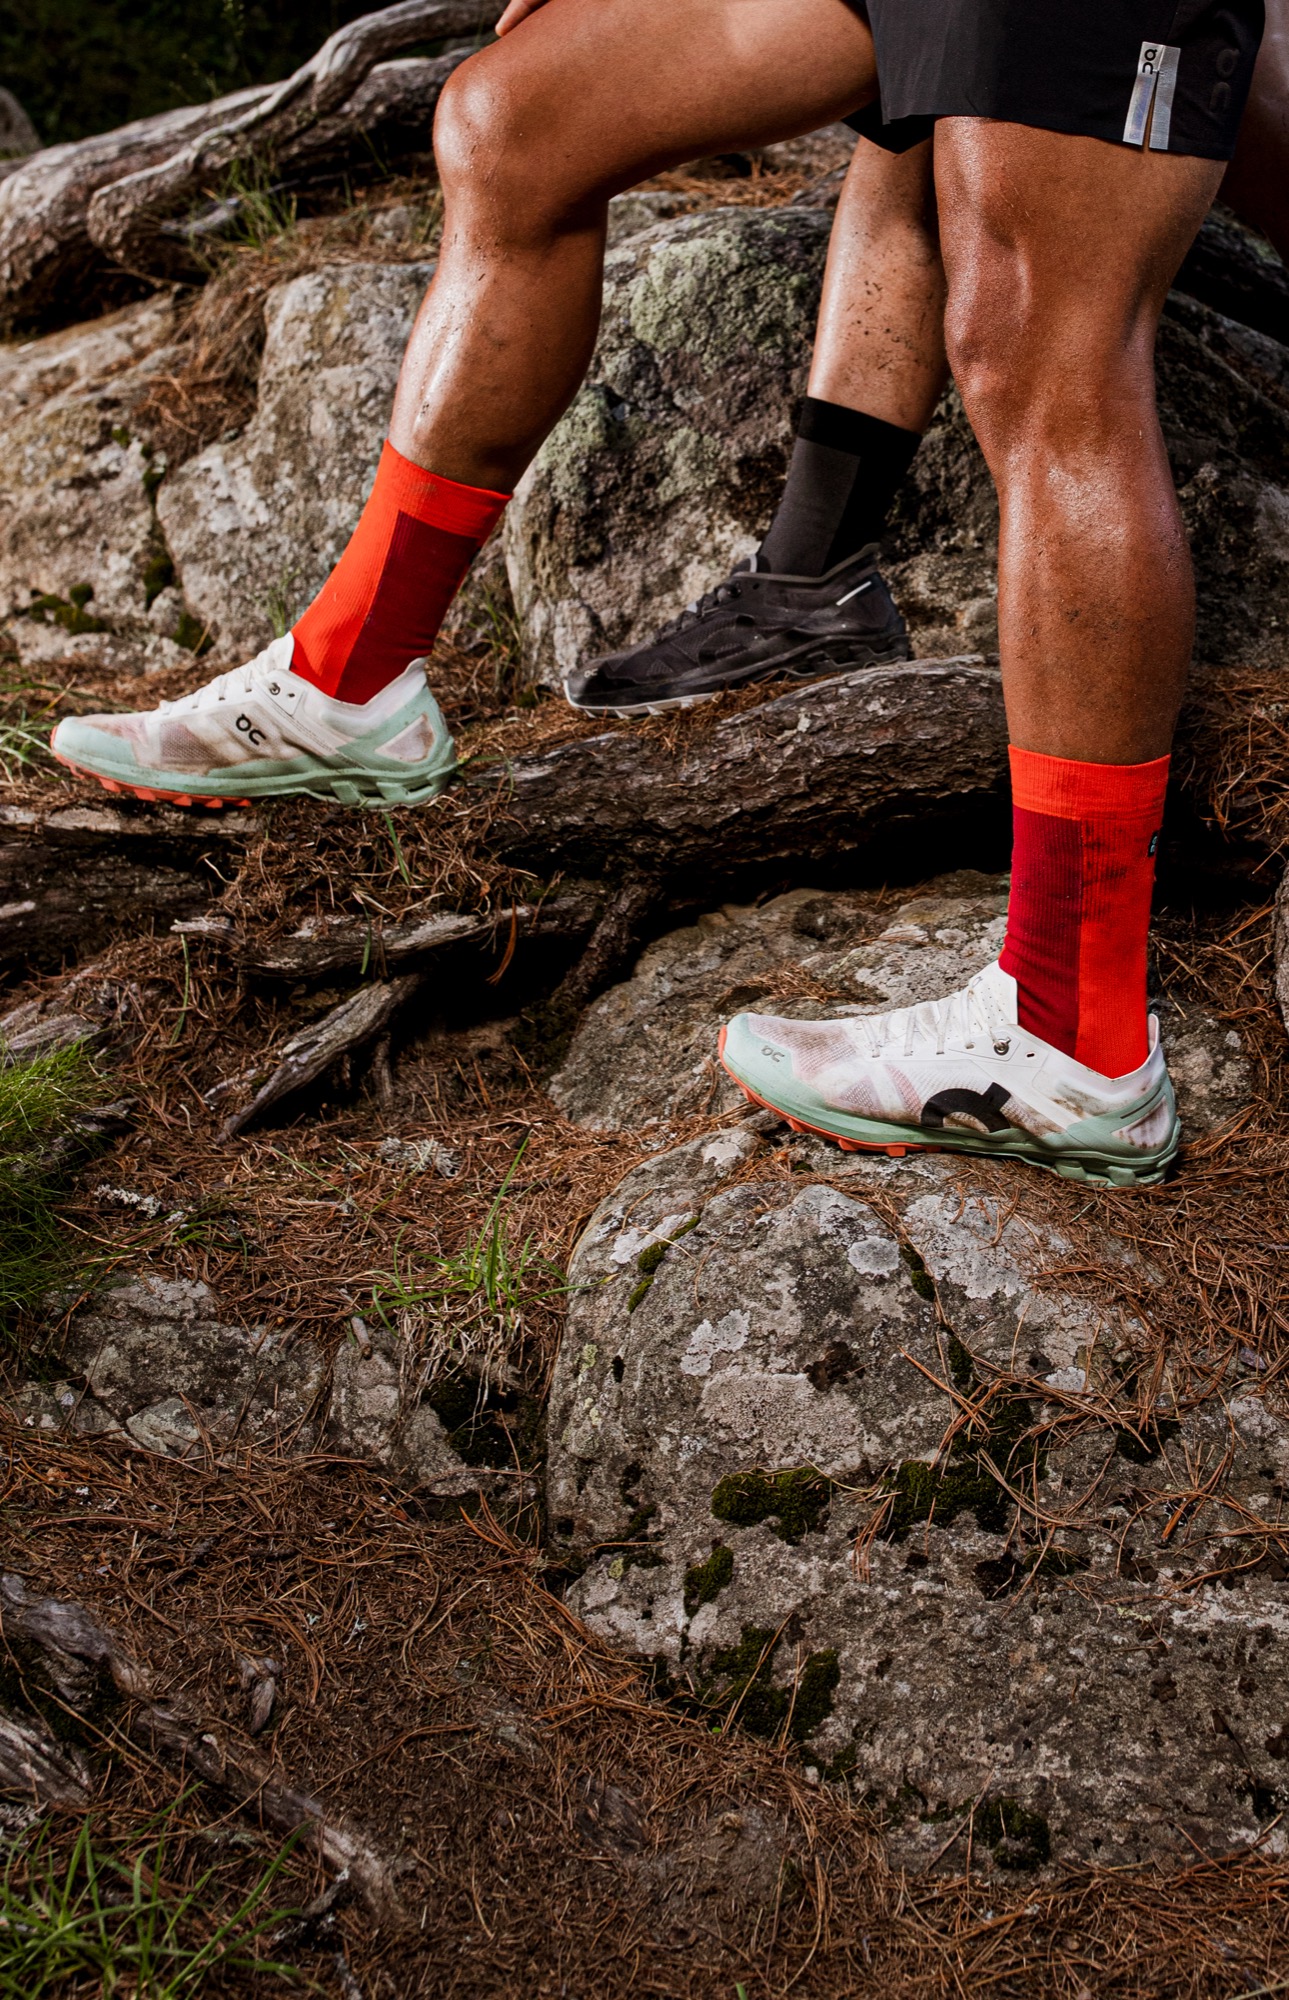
719, 1034, 1180, 1189
55, 735, 458, 806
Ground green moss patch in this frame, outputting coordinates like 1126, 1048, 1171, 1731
627, 1217, 698, 1312
424, 1365, 542, 1469
23, 585, 105, 635
885, 1342, 1045, 1540
683, 1543, 733, 1618
974, 1796, 1051, 1871
702, 1625, 840, 1743
174, 611, 212, 655
901, 1242, 936, 1301
142, 551, 175, 609
711, 1468, 834, 1545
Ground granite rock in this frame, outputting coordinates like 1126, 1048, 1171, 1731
6, 1273, 507, 1497
505, 205, 833, 687
157, 260, 435, 659
507, 201, 1289, 682
0, 294, 182, 658
546, 1130, 1289, 1873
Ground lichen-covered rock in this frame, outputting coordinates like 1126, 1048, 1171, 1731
5, 1274, 516, 1503
36, 1273, 325, 1456
549, 873, 1253, 1139
0, 295, 180, 653
328, 1340, 510, 1496
505, 206, 833, 686
157, 260, 434, 659
547, 1132, 1289, 1874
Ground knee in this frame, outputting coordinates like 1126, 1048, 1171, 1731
943, 237, 1148, 469
434, 48, 586, 234
942, 244, 1030, 454
434, 52, 514, 194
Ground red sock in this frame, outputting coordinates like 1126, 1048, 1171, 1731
999, 746, 1170, 1077
290, 441, 509, 704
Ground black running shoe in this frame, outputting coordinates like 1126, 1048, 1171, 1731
564, 544, 911, 717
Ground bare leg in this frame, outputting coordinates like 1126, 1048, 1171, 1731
934, 122, 1224, 765
807, 134, 947, 432
388, 0, 880, 492
1222, 0, 1289, 262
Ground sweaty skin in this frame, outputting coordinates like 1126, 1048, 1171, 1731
802, 8, 1289, 765
387, 0, 882, 492
935, 125, 1223, 764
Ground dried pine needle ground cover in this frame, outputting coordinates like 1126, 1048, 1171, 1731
7, 1428, 1289, 1999
4, 823, 1289, 1993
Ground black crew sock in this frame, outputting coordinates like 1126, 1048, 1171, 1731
758, 396, 921, 578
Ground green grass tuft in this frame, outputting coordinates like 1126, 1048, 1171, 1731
370, 1139, 571, 1394
0, 1044, 99, 1330
0, 1811, 311, 1997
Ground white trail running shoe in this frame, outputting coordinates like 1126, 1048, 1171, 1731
719, 960, 1179, 1188
50, 637, 456, 808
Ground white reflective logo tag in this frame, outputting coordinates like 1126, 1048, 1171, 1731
1123, 41, 1182, 149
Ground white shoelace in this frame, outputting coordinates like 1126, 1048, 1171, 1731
156, 640, 288, 717
849, 971, 1013, 1061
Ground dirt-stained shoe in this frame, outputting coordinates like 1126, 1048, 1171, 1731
564, 543, 911, 717
720, 960, 1180, 1188
50, 637, 456, 808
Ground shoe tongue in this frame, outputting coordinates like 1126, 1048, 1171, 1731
971, 959, 1020, 1024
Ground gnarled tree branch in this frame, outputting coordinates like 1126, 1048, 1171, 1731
86, 0, 495, 282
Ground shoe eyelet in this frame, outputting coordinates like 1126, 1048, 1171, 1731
994, 1040, 1011, 1056
269, 683, 279, 695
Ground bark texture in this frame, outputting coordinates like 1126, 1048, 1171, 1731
86, 1, 491, 283
0, 1, 493, 326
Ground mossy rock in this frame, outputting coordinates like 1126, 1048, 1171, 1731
711, 1468, 834, 1545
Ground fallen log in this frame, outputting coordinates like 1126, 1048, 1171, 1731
86, 0, 494, 285
0, 1704, 92, 1809
153, 55, 470, 265
0, 799, 254, 974
4, 657, 1269, 996
203, 882, 604, 981
0, 1, 493, 326
478, 656, 1013, 882
3, 660, 1008, 981
219, 973, 422, 1137
0, 84, 271, 330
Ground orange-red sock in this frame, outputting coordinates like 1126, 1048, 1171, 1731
999, 746, 1170, 1077
290, 442, 510, 704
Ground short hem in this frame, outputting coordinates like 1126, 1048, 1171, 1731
848, 105, 1238, 163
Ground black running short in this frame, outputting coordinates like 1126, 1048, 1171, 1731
846, 0, 1265, 161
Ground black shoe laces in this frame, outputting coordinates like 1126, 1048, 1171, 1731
654, 562, 754, 640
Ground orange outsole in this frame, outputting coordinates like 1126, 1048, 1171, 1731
51, 741, 250, 810
716, 1025, 910, 1158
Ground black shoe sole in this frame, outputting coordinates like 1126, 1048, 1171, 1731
564, 629, 914, 719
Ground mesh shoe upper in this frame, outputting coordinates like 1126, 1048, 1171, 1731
565, 544, 910, 712
726, 962, 1178, 1157
53, 638, 449, 778
50, 636, 458, 806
